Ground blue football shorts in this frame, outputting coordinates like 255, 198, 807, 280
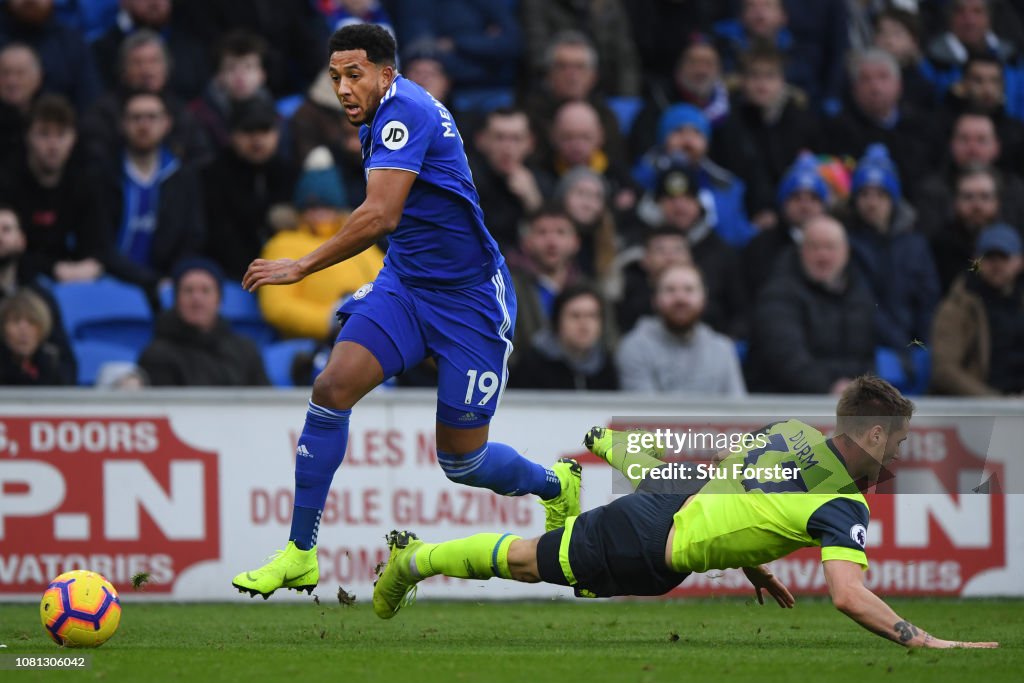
336, 263, 517, 428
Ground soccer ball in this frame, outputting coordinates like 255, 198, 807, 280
39, 570, 121, 647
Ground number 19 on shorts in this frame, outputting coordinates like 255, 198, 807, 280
464, 370, 499, 405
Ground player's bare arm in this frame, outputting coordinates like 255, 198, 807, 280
242, 169, 415, 291
823, 559, 999, 648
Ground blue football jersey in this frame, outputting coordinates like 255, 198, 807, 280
359, 75, 503, 288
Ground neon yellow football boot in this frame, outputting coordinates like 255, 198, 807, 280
373, 530, 424, 619
231, 541, 319, 599
539, 457, 582, 532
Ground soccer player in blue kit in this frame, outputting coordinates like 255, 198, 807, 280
232, 24, 580, 598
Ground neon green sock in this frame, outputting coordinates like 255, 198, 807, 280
606, 432, 666, 489
413, 533, 519, 580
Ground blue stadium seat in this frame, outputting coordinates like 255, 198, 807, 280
452, 87, 514, 113
52, 278, 153, 353
220, 282, 277, 347
875, 346, 931, 396
607, 97, 644, 134
72, 340, 138, 386
262, 339, 318, 387
276, 94, 304, 119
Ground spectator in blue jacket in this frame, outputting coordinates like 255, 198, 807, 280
0, 0, 101, 111
633, 105, 756, 247
394, 0, 520, 90
845, 144, 940, 350
779, 0, 850, 112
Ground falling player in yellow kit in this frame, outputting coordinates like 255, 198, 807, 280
372, 376, 999, 649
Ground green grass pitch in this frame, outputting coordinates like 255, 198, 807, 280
3, 598, 1021, 682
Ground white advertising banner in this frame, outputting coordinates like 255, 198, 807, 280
1, 389, 1021, 601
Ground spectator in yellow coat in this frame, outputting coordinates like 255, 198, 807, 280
258, 146, 385, 340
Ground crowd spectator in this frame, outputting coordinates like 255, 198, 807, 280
394, 0, 521, 90
188, 30, 270, 150
616, 263, 746, 396
0, 95, 107, 284
633, 106, 757, 247
521, 0, 640, 97
930, 166, 1003, 290
289, 69, 367, 207
0, 0, 100, 111
844, 144, 940, 350
780, 0, 849, 110
508, 206, 583, 361
138, 258, 269, 386
939, 54, 1024, 167
746, 215, 875, 394
91, 0, 209, 101
556, 167, 618, 282
729, 44, 819, 194
931, 223, 1024, 395
81, 29, 209, 167
742, 152, 829, 296
202, 95, 296, 281
819, 48, 932, 188
521, 31, 626, 168
0, 204, 74, 382
99, 91, 205, 295
642, 159, 746, 337
470, 107, 547, 251
316, 0, 394, 35
402, 51, 453, 110
914, 111, 1024, 236
872, 8, 934, 111
511, 284, 618, 391
0, 43, 42, 164
0, 288, 71, 385
616, 227, 692, 333
627, 0, 717, 83
257, 147, 384, 340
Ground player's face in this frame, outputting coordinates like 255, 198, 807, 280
27, 121, 75, 174
880, 424, 909, 467
329, 50, 395, 126
954, 174, 999, 228
175, 270, 221, 332
557, 293, 602, 354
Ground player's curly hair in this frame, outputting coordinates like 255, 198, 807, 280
835, 375, 915, 436
327, 24, 396, 67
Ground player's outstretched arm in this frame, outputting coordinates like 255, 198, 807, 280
823, 559, 999, 648
242, 169, 416, 291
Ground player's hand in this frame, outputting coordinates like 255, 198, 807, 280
742, 565, 795, 608
242, 258, 306, 292
919, 636, 999, 649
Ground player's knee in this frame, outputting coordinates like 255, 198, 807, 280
311, 367, 360, 410
437, 458, 482, 486
507, 538, 541, 583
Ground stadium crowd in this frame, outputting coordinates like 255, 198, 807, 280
0, 0, 1023, 397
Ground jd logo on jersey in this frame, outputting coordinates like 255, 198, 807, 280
382, 121, 409, 150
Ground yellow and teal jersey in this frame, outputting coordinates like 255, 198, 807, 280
670, 419, 870, 573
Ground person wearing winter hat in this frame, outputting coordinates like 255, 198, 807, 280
633, 104, 756, 248
741, 152, 828, 299
256, 146, 385, 340
932, 222, 1024, 396
845, 144, 940, 352
138, 257, 270, 386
